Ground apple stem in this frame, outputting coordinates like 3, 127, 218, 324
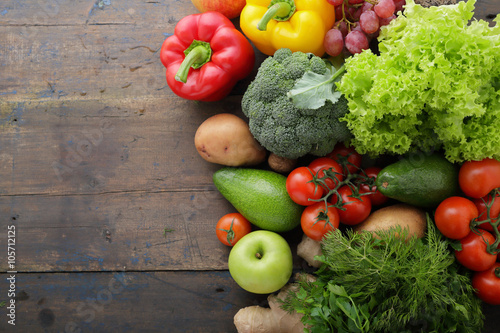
255, 252, 262, 259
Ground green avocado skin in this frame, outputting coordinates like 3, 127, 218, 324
375, 153, 459, 208
213, 167, 304, 232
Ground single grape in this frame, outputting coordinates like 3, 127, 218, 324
345, 30, 369, 54
336, 20, 349, 38
324, 28, 345, 57
327, 0, 344, 6
365, 30, 379, 41
374, 0, 396, 19
379, 14, 396, 26
351, 22, 362, 33
335, 5, 344, 21
348, 0, 365, 4
346, 5, 359, 21
359, 10, 379, 34
360, 1, 374, 13
394, 0, 406, 12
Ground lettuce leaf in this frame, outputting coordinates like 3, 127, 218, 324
338, 0, 500, 162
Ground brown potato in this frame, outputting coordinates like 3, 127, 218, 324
354, 204, 427, 240
268, 153, 297, 174
194, 113, 267, 166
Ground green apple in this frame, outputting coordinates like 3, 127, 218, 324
228, 230, 293, 294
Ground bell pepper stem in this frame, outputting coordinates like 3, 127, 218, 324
257, 0, 296, 31
175, 41, 212, 83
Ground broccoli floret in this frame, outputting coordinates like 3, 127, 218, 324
242, 48, 352, 160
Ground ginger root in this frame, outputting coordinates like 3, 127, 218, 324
234, 283, 305, 333
297, 234, 323, 268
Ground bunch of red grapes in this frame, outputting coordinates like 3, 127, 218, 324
325, 0, 406, 56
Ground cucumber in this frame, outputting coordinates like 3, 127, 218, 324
375, 153, 459, 208
213, 167, 304, 232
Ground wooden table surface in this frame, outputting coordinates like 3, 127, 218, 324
0, 0, 499, 332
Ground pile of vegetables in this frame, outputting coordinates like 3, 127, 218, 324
283, 221, 484, 333
160, 0, 500, 332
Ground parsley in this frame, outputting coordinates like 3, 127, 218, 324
282, 215, 484, 332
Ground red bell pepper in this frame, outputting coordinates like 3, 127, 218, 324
160, 11, 255, 102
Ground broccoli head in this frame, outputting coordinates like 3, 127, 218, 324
242, 48, 352, 160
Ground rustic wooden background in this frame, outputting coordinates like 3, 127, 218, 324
0, 0, 499, 332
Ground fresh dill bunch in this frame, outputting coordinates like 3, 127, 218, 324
283, 216, 484, 333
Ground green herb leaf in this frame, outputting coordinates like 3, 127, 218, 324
281, 213, 484, 333
296, 287, 307, 300
329, 284, 348, 297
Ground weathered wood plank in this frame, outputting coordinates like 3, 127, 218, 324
0, 95, 246, 196
0, 271, 498, 332
473, 0, 500, 23
0, 0, 197, 26
0, 271, 269, 332
0, 189, 304, 272
0, 24, 174, 102
0, 5, 261, 197
0, 190, 230, 272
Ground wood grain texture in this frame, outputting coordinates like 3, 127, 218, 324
0, 271, 269, 333
0, 189, 304, 271
0, 0, 499, 332
0, 0, 260, 272
0, 271, 498, 333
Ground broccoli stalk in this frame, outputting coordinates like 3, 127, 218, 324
241, 48, 351, 160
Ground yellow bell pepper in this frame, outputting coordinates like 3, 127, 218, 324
240, 0, 336, 56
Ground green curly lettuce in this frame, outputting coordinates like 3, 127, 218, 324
338, 0, 500, 163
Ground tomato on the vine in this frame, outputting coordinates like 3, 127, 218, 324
458, 158, 500, 198
331, 185, 371, 225
358, 166, 388, 206
455, 229, 497, 271
472, 262, 500, 305
301, 202, 340, 241
434, 196, 478, 240
308, 157, 344, 191
326, 143, 363, 176
286, 166, 324, 206
472, 192, 500, 233
216, 213, 252, 246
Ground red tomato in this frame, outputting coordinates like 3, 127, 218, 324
458, 158, 500, 198
332, 185, 371, 225
301, 202, 340, 241
286, 166, 324, 206
434, 196, 478, 240
326, 143, 363, 176
455, 229, 497, 271
308, 157, 344, 191
216, 213, 252, 246
358, 166, 388, 206
472, 263, 500, 305
473, 192, 500, 232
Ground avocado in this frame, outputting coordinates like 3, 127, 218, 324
213, 167, 304, 232
375, 153, 459, 208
